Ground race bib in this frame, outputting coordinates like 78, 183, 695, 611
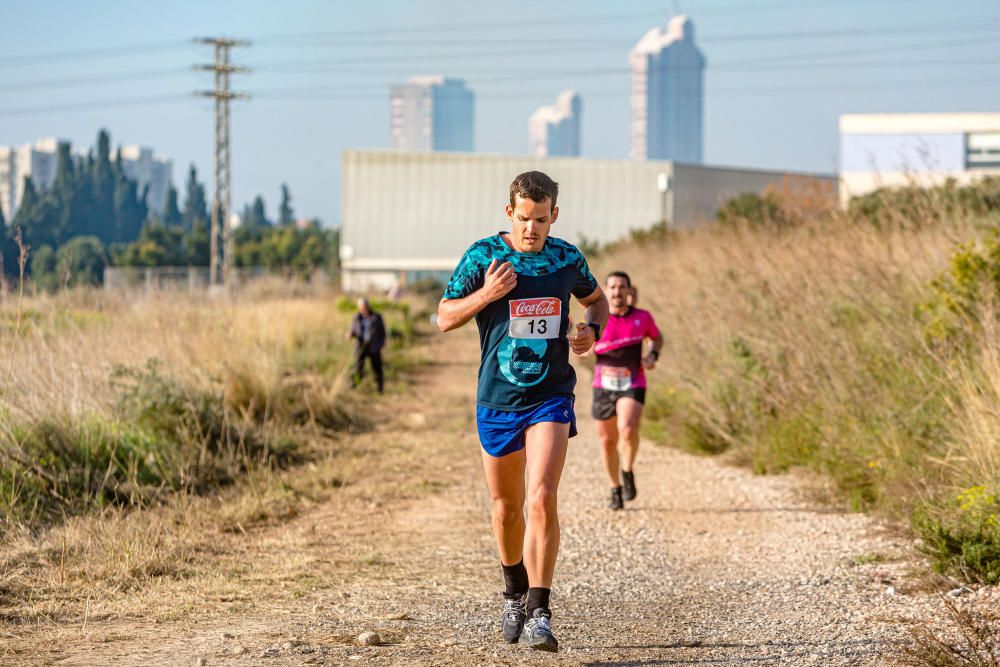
508, 297, 561, 339
601, 366, 632, 391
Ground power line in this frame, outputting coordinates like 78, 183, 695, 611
0, 67, 190, 93
251, 16, 1000, 49
252, 74, 1000, 102
252, 0, 939, 43
250, 32, 1000, 74
0, 93, 191, 118
0, 39, 191, 68
3, 28, 997, 96
0, 67, 996, 120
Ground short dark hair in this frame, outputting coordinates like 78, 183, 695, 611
509, 171, 559, 210
606, 271, 631, 287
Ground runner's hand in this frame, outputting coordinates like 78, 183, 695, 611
642, 352, 657, 370
482, 259, 516, 303
567, 321, 595, 355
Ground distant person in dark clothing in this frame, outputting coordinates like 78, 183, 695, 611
348, 297, 386, 393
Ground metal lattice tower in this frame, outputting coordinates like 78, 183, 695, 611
194, 37, 250, 286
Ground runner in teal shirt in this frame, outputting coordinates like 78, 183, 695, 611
438, 171, 609, 653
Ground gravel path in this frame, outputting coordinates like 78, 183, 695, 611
34, 329, 937, 666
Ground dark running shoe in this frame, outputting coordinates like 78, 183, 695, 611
622, 470, 637, 501
501, 594, 526, 643
519, 608, 558, 652
609, 486, 624, 511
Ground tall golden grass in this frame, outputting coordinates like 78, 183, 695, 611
596, 187, 1000, 582
0, 281, 398, 526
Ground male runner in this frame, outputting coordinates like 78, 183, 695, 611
592, 271, 663, 510
437, 171, 608, 652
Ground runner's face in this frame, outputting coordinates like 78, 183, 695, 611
606, 276, 630, 311
505, 196, 557, 253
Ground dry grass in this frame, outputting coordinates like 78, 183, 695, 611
0, 280, 424, 642
901, 595, 1000, 667
595, 186, 1000, 579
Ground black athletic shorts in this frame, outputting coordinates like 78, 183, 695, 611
591, 387, 646, 420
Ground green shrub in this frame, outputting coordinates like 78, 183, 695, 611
917, 486, 1000, 584
716, 192, 796, 229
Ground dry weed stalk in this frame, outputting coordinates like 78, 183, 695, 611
901, 595, 999, 667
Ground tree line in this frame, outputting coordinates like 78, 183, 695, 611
1, 129, 338, 288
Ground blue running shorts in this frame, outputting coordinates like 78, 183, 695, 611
476, 396, 577, 458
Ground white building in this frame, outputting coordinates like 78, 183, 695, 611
0, 138, 172, 222
840, 112, 1000, 205
629, 15, 706, 163
116, 145, 173, 214
340, 150, 836, 290
390, 76, 475, 152
0, 138, 61, 222
529, 91, 582, 158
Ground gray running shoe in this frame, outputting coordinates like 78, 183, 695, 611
501, 594, 526, 643
622, 470, 637, 501
609, 486, 624, 510
519, 608, 558, 652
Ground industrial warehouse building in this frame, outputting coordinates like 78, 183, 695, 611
840, 112, 1000, 205
340, 150, 836, 291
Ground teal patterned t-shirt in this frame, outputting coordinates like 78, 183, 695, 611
443, 232, 598, 411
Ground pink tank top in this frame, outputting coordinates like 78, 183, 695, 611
593, 308, 660, 390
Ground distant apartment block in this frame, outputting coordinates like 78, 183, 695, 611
116, 145, 173, 214
0, 138, 61, 222
629, 15, 705, 163
390, 76, 474, 152
839, 112, 1000, 205
0, 138, 172, 222
529, 90, 582, 157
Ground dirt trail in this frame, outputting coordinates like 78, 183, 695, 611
21, 329, 934, 666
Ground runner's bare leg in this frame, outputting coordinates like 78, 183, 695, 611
522, 421, 570, 587
596, 417, 621, 487
617, 397, 643, 472
481, 448, 527, 566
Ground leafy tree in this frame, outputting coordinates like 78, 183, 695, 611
113, 161, 147, 243
52, 141, 95, 241
716, 192, 792, 229
182, 165, 209, 232
162, 186, 182, 227
14, 176, 58, 249
55, 236, 106, 286
0, 203, 10, 279
30, 244, 57, 289
112, 220, 183, 267
92, 130, 116, 241
278, 183, 294, 226
184, 218, 211, 266
241, 195, 270, 229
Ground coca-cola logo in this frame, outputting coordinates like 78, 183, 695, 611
510, 298, 561, 318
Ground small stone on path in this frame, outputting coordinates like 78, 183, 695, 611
357, 631, 382, 646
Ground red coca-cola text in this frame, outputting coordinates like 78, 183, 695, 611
510, 298, 561, 318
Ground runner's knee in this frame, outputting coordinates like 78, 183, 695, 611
492, 498, 523, 527
527, 486, 557, 517
620, 423, 639, 442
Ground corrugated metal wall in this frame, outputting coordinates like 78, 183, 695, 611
341, 150, 836, 272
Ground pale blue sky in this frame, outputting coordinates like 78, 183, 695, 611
2, 0, 999, 226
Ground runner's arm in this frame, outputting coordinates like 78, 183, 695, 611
567, 286, 609, 354
642, 333, 664, 369
437, 259, 516, 332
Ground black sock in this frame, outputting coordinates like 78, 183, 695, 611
526, 587, 551, 618
502, 560, 528, 599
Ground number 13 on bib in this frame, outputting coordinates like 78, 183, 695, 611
509, 297, 561, 339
